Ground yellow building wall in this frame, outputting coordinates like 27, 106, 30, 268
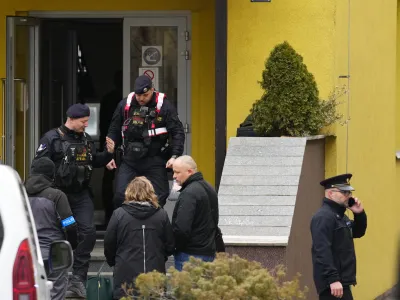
227, 0, 336, 139
228, 0, 399, 299
335, 1, 398, 298
0, 0, 216, 184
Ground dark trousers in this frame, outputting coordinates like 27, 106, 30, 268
47, 269, 69, 300
102, 167, 115, 225
67, 189, 96, 281
319, 287, 353, 300
113, 156, 169, 208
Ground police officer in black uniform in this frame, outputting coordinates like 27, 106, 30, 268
33, 103, 115, 298
310, 174, 367, 300
106, 75, 185, 208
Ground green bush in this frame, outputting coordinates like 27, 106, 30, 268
120, 253, 308, 300
251, 41, 341, 137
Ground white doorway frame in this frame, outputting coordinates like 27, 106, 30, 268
29, 10, 192, 155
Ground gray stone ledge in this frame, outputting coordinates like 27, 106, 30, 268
224, 235, 288, 246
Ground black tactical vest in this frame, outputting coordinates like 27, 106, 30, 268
55, 128, 94, 192
123, 105, 166, 161
124, 106, 155, 143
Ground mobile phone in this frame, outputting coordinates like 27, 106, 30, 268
348, 197, 355, 207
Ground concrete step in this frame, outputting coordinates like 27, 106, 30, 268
67, 238, 175, 299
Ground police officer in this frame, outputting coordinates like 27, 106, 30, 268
34, 103, 115, 298
106, 75, 185, 208
310, 174, 367, 300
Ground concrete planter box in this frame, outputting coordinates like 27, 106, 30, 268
218, 136, 326, 300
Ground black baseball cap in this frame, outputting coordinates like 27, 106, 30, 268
134, 75, 153, 94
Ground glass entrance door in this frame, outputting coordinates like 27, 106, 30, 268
123, 16, 191, 154
4, 16, 40, 180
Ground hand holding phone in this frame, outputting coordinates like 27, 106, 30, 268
347, 197, 364, 213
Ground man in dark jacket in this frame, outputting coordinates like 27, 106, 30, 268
310, 174, 367, 300
104, 176, 174, 299
25, 157, 79, 300
171, 155, 219, 271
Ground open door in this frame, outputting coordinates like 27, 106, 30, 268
40, 20, 78, 135
4, 16, 40, 180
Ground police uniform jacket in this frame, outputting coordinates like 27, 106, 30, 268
36, 125, 113, 169
310, 198, 367, 294
25, 174, 78, 258
34, 125, 113, 191
107, 93, 185, 160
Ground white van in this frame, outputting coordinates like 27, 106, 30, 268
0, 164, 73, 300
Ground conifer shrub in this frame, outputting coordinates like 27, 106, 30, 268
251, 41, 341, 137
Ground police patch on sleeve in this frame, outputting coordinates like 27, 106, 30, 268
37, 144, 46, 152
61, 216, 76, 228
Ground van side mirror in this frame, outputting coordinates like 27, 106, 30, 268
48, 240, 73, 273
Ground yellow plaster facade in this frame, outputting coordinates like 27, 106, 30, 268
227, 0, 399, 298
0, 0, 399, 298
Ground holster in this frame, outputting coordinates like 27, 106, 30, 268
125, 142, 148, 161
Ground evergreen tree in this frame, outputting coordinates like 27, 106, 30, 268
251, 41, 340, 137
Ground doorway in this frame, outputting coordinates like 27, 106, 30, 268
39, 18, 123, 229
4, 13, 192, 228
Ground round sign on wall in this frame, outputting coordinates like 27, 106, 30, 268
143, 47, 162, 66
143, 69, 155, 80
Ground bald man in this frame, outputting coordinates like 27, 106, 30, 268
171, 156, 220, 271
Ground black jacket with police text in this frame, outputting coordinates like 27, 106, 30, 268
172, 172, 218, 256
34, 125, 113, 171
34, 125, 113, 192
107, 93, 185, 160
104, 202, 174, 299
310, 198, 367, 294
25, 174, 78, 259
